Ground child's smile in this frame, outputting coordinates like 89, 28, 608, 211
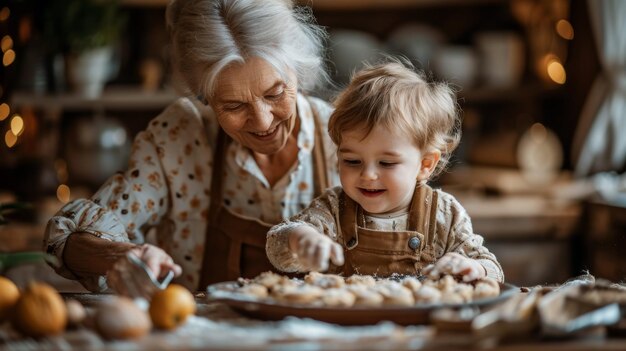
358, 188, 386, 196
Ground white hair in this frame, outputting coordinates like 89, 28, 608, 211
166, 0, 329, 99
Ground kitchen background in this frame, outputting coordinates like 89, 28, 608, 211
0, 0, 624, 291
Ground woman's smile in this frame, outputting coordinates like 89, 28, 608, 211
250, 123, 279, 139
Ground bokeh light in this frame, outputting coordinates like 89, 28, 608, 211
10, 115, 24, 136
0, 7, 10, 22
18, 17, 31, 43
0, 103, 9, 121
556, 20, 574, 40
3, 49, 15, 66
547, 60, 567, 84
54, 159, 69, 184
57, 184, 71, 204
1, 35, 12, 53
4, 130, 17, 148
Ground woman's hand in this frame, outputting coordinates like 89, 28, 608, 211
423, 252, 486, 282
128, 244, 183, 279
106, 243, 183, 299
288, 226, 344, 272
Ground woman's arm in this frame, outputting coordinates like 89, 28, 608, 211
64, 233, 182, 279
44, 126, 172, 291
63, 232, 136, 277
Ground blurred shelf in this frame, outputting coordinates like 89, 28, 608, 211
10, 87, 178, 112
459, 83, 564, 104
301, 0, 504, 10
120, 0, 168, 7
120, 0, 504, 9
10, 83, 560, 113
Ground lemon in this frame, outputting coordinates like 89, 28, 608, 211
149, 284, 196, 330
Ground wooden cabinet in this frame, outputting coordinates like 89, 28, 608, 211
310, 0, 574, 170
584, 200, 626, 282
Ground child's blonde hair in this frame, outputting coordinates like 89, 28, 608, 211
328, 59, 461, 178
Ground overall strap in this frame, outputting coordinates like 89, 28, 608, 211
309, 98, 330, 197
208, 128, 228, 226
339, 191, 358, 249
408, 184, 438, 246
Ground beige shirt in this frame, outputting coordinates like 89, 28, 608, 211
44, 94, 339, 292
267, 186, 504, 282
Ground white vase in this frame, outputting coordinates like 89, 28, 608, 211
67, 47, 113, 98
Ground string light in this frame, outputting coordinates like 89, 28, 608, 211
10, 115, 24, 136
4, 130, 17, 148
1, 35, 12, 53
56, 184, 71, 204
547, 60, 566, 84
0, 103, 9, 121
537, 54, 567, 85
556, 20, 574, 40
0, 7, 9, 22
2, 49, 15, 66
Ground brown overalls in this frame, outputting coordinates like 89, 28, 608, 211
340, 184, 439, 277
199, 102, 329, 288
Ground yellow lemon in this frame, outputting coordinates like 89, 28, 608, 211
13, 282, 67, 337
149, 284, 196, 330
0, 276, 19, 322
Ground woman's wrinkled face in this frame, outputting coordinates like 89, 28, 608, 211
209, 57, 298, 155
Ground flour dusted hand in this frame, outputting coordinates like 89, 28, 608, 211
423, 252, 486, 282
288, 225, 344, 272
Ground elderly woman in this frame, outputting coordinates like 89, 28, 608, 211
44, 0, 339, 292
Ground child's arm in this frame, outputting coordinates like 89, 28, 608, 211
429, 191, 505, 282
266, 187, 344, 273
287, 225, 344, 272
423, 252, 488, 282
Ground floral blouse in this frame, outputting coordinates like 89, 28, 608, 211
44, 94, 339, 292
266, 186, 505, 282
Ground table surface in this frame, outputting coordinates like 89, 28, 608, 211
2, 292, 626, 351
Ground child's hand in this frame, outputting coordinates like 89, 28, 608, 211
288, 226, 344, 272
423, 252, 486, 282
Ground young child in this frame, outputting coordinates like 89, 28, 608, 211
266, 61, 504, 282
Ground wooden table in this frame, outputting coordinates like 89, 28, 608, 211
2, 292, 626, 351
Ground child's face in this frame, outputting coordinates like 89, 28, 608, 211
338, 124, 436, 215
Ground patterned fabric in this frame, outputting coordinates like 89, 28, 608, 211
44, 94, 339, 292
266, 186, 504, 282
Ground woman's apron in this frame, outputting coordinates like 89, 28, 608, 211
340, 184, 439, 277
199, 103, 329, 289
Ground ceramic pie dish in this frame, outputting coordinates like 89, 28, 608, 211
206, 281, 518, 326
